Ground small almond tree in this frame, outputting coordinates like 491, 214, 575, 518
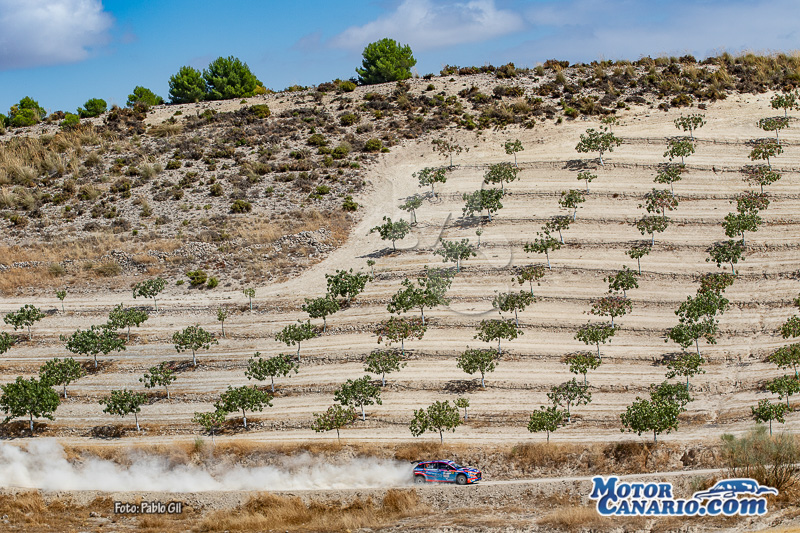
665, 353, 705, 390
334, 375, 382, 421
409, 400, 461, 444
139, 362, 176, 399
515, 264, 547, 297
474, 318, 522, 355
0, 332, 16, 355
590, 296, 632, 327
193, 409, 226, 444
706, 240, 744, 275
766, 375, 800, 409
524, 232, 562, 270
216, 308, 228, 338
63, 325, 126, 368
527, 405, 567, 442
132, 277, 166, 311
172, 325, 218, 367
558, 189, 585, 220
457, 348, 497, 388
400, 194, 423, 224
302, 296, 340, 333
369, 216, 411, 251
575, 322, 618, 359
654, 164, 684, 195
641, 189, 678, 217
455, 397, 470, 420
275, 321, 317, 359
100, 389, 146, 432
626, 242, 652, 274
432, 136, 464, 168
245, 352, 299, 392
364, 350, 406, 387
434, 238, 476, 272
767, 344, 800, 379
311, 404, 357, 442
577, 170, 597, 192
493, 290, 535, 327
39, 357, 84, 398
243, 288, 256, 311
4, 304, 46, 340
414, 166, 448, 196
216, 385, 273, 428
664, 137, 695, 165
462, 188, 505, 221
55, 289, 67, 312
565, 353, 601, 385
636, 215, 670, 245
673, 113, 705, 140
620, 395, 683, 443
504, 139, 524, 166
742, 165, 781, 193
751, 399, 788, 436
605, 267, 638, 298
483, 162, 520, 192
547, 379, 591, 422
544, 215, 571, 244
0, 376, 60, 434
749, 140, 783, 168
325, 269, 370, 303
758, 116, 789, 143
723, 211, 761, 246
375, 316, 426, 356
575, 127, 622, 166
107, 304, 149, 341
770, 91, 799, 118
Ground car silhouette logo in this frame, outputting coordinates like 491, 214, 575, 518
692, 478, 778, 500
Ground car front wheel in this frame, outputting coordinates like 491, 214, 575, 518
414, 476, 427, 484
456, 474, 467, 485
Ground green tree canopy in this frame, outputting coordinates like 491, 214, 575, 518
356, 38, 416, 85
78, 98, 107, 118
751, 399, 788, 436
216, 385, 273, 428
39, 357, 84, 399
63, 324, 126, 368
0, 376, 59, 434
369, 216, 411, 251
302, 296, 340, 333
245, 352, 298, 392
483, 162, 520, 192
547, 378, 591, 422
575, 322, 618, 359
334, 375, 382, 421
325, 269, 370, 303
409, 400, 461, 443
565, 353, 602, 385
311, 404, 357, 442
132, 277, 167, 311
127, 86, 164, 107
275, 321, 317, 359
474, 318, 522, 355
169, 66, 207, 104
456, 347, 498, 388
107, 304, 149, 341
172, 325, 218, 366
4, 304, 46, 340
100, 389, 146, 431
204, 56, 263, 100
462, 188, 505, 221
434, 238, 476, 272
139, 362, 177, 399
375, 316, 426, 355
364, 350, 406, 387
493, 290, 535, 327
575, 127, 622, 166
527, 405, 567, 442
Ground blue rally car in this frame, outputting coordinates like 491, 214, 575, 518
413, 460, 482, 485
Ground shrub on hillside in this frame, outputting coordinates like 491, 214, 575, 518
127, 86, 164, 107
230, 200, 252, 213
78, 98, 107, 118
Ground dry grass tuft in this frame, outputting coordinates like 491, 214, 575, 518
537, 505, 610, 530
197, 489, 427, 532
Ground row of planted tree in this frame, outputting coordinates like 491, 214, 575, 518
1, 93, 799, 441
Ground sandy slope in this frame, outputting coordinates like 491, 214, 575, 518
1, 90, 799, 447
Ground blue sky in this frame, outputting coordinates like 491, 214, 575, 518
1, 0, 798, 114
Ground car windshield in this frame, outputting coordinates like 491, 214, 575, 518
452, 464, 463, 469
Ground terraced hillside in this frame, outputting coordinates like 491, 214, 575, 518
1, 88, 798, 447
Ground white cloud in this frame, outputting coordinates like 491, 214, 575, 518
330, 0, 525, 51
0, 0, 113, 70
